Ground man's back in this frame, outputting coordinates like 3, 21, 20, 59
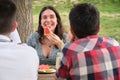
57, 35, 120, 80
0, 35, 39, 80
0, 0, 39, 80
56, 3, 120, 80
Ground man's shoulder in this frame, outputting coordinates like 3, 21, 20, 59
19, 43, 36, 48
106, 37, 120, 46
11, 43, 37, 53
63, 36, 120, 55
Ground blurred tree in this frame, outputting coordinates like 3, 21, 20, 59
12, 0, 33, 42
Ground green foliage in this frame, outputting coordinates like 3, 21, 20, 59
32, 0, 120, 42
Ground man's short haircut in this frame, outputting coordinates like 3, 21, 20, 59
69, 3, 100, 38
0, 0, 17, 34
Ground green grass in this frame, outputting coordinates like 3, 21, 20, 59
99, 16, 120, 41
32, 0, 120, 42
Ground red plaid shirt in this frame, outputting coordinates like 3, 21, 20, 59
56, 35, 120, 80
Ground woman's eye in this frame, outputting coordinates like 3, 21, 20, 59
42, 16, 47, 19
50, 15, 55, 19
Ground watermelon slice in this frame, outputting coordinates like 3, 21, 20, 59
38, 64, 56, 73
39, 64, 49, 70
44, 27, 51, 36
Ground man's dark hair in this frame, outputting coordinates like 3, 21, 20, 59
69, 3, 100, 38
0, 0, 16, 34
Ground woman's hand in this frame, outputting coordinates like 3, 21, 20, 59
46, 33, 64, 51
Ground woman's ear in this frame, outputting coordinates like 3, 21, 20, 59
12, 22, 18, 32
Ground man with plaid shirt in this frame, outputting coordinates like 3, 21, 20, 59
56, 3, 120, 80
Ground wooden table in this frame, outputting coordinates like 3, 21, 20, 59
38, 73, 55, 80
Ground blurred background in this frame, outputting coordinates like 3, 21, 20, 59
32, 0, 120, 42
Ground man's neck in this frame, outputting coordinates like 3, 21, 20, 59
0, 33, 10, 38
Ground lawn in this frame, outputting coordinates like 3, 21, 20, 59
32, 0, 120, 42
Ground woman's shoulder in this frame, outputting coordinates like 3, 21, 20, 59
29, 32, 39, 39
26, 32, 40, 47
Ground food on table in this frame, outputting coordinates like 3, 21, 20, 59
39, 64, 49, 69
38, 64, 56, 73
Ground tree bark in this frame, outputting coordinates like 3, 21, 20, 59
12, 0, 33, 43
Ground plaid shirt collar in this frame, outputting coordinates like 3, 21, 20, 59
65, 34, 119, 53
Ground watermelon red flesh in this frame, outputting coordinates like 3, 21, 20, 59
44, 27, 51, 35
39, 64, 49, 70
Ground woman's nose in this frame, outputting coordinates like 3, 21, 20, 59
46, 17, 51, 21
44, 20, 50, 26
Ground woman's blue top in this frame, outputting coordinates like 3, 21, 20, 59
26, 32, 66, 65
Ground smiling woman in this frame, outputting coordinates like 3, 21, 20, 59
27, 5, 66, 65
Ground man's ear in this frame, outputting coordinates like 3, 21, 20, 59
12, 22, 18, 32
69, 27, 76, 41
98, 25, 100, 32
70, 27, 74, 36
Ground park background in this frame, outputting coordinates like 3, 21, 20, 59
32, 0, 120, 42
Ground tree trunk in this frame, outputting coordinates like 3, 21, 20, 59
12, 0, 33, 43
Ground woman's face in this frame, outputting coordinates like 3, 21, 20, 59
41, 9, 58, 32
